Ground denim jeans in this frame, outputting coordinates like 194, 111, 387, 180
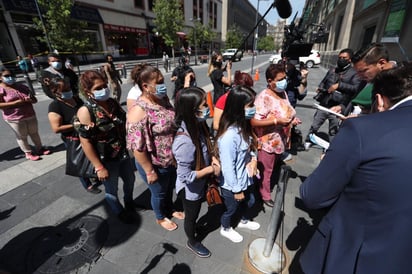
220, 185, 256, 229
102, 157, 135, 215
135, 161, 176, 220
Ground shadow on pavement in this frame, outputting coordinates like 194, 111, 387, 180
0, 206, 16, 221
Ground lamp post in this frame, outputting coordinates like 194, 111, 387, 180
190, 18, 201, 66
251, 0, 269, 74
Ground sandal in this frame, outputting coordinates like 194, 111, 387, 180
172, 211, 185, 220
157, 218, 178, 231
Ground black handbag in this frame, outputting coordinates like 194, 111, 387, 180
65, 136, 97, 179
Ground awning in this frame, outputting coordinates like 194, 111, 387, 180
71, 5, 103, 24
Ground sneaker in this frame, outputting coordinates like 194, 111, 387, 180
86, 184, 102, 194
25, 152, 40, 161
37, 147, 51, 155
281, 152, 292, 162
263, 199, 274, 207
309, 133, 330, 150
237, 220, 261, 230
304, 142, 312, 150
220, 227, 243, 243
186, 241, 211, 258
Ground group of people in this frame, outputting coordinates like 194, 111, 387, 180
3, 43, 411, 267
299, 43, 412, 273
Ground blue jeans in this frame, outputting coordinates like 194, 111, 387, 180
102, 157, 135, 215
135, 161, 176, 220
220, 185, 256, 229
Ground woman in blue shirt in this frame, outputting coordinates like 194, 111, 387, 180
216, 85, 260, 243
172, 87, 221, 258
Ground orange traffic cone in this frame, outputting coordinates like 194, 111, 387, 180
254, 68, 260, 81
206, 91, 214, 118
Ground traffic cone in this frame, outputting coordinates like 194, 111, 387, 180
254, 68, 260, 81
206, 91, 214, 118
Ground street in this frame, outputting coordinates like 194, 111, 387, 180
0, 55, 329, 274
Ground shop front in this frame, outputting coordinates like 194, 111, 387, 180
103, 24, 149, 57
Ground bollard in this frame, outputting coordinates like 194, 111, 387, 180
122, 64, 127, 79
248, 165, 291, 273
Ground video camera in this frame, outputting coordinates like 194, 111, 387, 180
281, 12, 313, 60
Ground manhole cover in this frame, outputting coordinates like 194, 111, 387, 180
27, 215, 109, 274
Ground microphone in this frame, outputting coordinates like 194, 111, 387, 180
275, 0, 292, 19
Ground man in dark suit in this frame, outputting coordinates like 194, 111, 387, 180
299, 64, 412, 274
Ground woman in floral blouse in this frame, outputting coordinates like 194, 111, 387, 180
126, 64, 183, 231
251, 64, 301, 207
74, 70, 136, 224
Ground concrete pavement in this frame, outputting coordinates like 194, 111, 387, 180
0, 60, 329, 274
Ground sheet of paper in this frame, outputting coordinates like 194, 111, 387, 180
314, 103, 346, 119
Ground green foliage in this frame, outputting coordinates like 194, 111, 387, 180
188, 21, 216, 49
32, 0, 92, 53
153, 0, 184, 48
257, 36, 276, 51
225, 25, 242, 49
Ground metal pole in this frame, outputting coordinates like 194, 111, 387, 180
250, 0, 260, 74
194, 25, 198, 66
263, 165, 291, 256
34, 0, 52, 52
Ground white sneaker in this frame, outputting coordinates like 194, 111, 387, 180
304, 142, 312, 150
220, 227, 243, 243
281, 153, 292, 162
237, 220, 260, 230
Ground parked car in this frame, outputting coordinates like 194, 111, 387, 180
222, 48, 243, 61
268, 50, 321, 68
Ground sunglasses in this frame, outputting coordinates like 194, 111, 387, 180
2, 75, 12, 77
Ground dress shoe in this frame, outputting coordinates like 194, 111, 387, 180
263, 199, 274, 207
186, 241, 211, 258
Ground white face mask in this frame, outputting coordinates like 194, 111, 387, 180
275, 79, 287, 93
93, 87, 110, 101
51, 61, 62, 70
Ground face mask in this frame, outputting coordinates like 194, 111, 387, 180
154, 84, 167, 98
61, 90, 73, 99
275, 79, 287, 93
214, 61, 222, 68
245, 106, 256, 120
337, 58, 350, 69
2, 76, 15, 85
197, 106, 210, 121
51, 61, 62, 70
93, 87, 110, 101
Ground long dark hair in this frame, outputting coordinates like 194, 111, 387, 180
215, 85, 257, 153
174, 87, 213, 170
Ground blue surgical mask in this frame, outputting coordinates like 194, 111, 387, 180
245, 106, 256, 119
2, 76, 15, 85
197, 106, 210, 121
275, 79, 287, 93
154, 84, 167, 98
51, 61, 62, 70
61, 90, 73, 99
93, 87, 110, 101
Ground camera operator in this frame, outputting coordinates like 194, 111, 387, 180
305, 48, 365, 150
171, 56, 196, 99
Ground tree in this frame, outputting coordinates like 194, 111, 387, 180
33, 0, 92, 54
225, 25, 243, 49
153, 0, 184, 62
188, 21, 217, 57
257, 36, 276, 52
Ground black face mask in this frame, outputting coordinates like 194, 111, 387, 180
337, 58, 350, 69
214, 61, 222, 68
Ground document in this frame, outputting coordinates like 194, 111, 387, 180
313, 103, 346, 119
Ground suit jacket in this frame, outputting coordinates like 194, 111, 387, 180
300, 99, 412, 274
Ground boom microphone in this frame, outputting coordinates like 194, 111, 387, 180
275, 0, 292, 19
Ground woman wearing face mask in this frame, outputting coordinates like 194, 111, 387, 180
172, 87, 221, 257
0, 69, 50, 161
251, 64, 301, 207
208, 52, 232, 104
126, 64, 184, 231
216, 85, 260, 243
74, 70, 136, 224
47, 78, 101, 194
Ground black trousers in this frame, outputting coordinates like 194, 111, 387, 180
178, 189, 202, 244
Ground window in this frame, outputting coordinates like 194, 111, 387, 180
135, 0, 144, 9
362, 25, 376, 48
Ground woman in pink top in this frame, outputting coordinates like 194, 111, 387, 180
251, 64, 300, 207
0, 69, 50, 161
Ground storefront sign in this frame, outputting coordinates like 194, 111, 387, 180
103, 24, 146, 35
